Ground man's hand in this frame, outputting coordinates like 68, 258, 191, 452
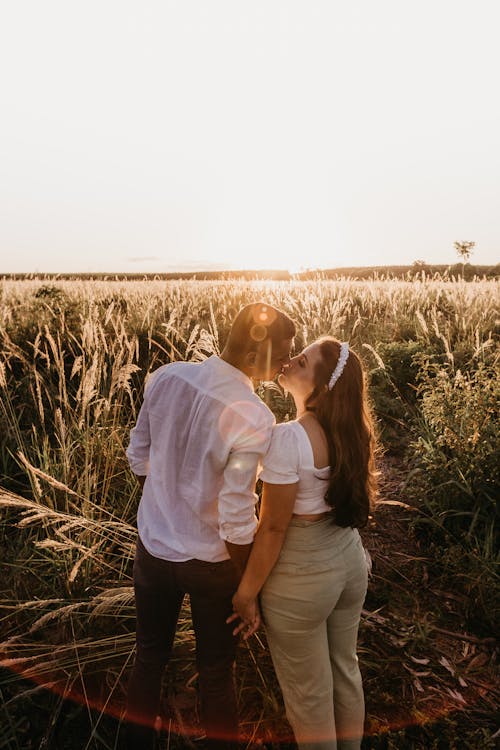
226, 591, 261, 639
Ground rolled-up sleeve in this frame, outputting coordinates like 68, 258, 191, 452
126, 399, 151, 476
259, 423, 300, 484
218, 407, 274, 545
218, 452, 261, 544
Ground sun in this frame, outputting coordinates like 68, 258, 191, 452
287, 263, 309, 275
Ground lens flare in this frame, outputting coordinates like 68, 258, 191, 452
250, 324, 267, 342
217, 401, 270, 449
2, 644, 485, 744
251, 304, 277, 327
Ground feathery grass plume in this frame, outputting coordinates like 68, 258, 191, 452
362, 343, 387, 371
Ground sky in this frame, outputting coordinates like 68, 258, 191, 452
1, 1, 499, 274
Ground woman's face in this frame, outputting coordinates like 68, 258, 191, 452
278, 341, 324, 400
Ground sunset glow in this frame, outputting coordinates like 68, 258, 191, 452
1, 1, 499, 273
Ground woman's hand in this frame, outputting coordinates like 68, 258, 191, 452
226, 590, 261, 639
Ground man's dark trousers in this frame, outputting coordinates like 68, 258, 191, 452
125, 537, 240, 750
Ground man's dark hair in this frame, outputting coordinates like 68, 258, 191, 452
224, 302, 296, 358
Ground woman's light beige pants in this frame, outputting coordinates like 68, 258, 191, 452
261, 517, 368, 750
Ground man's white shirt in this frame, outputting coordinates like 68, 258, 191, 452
126, 355, 275, 562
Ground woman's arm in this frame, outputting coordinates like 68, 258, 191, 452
229, 480, 297, 636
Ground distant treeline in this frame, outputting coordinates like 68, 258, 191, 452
2, 263, 499, 281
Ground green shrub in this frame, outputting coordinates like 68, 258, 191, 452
406, 358, 499, 630
364, 340, 423, 450
411, 360, 499, 543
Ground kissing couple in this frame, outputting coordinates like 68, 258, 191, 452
125, 301, 376, 750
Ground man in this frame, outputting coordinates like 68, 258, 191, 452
125, 302, 295, 750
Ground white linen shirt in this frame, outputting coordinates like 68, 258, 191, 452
126, 355, 275, 562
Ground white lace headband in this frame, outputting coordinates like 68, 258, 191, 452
328, 342, 349, 390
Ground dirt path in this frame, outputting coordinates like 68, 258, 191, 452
358, 455, 499, 746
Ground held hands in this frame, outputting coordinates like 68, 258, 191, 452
226, 590, 261, 639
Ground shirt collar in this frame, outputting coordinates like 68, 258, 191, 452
207, 355, 254, 391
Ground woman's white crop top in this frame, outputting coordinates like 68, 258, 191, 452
259, 421, 332, 515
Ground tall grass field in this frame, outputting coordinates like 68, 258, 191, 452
1, 276, 498, 749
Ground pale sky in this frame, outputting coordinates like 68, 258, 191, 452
1, 1, 499, 274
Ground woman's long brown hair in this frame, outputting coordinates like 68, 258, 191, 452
305, 337, 377, 528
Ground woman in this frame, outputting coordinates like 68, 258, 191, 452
229, 337, 377, 750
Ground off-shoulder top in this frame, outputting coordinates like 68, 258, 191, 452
259, 421, 332, 515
